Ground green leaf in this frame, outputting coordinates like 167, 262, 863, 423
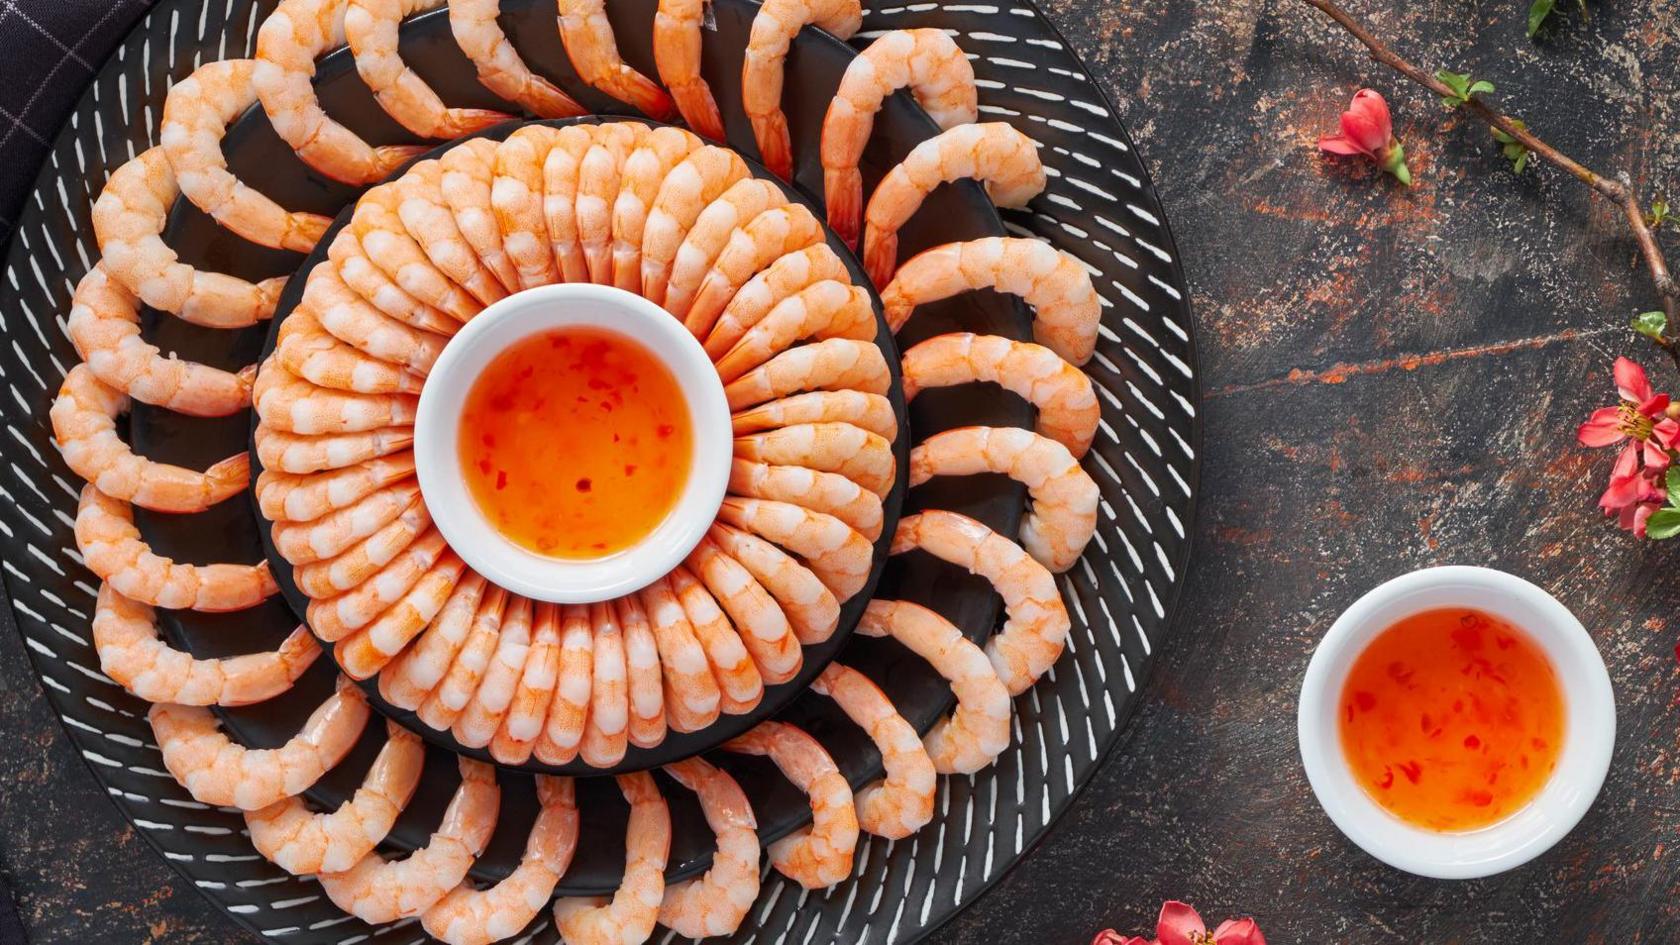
1633, 309, 1668, 341
1645, 508, 1680, 540
1492, 120, 1531, 173
1665, 467, 1680, 508
1649, 199, 1670, 229
1437, 69, 1474, 107
1528, 0, 1557, 37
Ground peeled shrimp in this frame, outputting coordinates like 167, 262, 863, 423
93, 584, 317, 706
638, 575, 721, 733
713, 280, 876, 382
657, 757, 759, 938
724, 337, 891, 410
883, 237, 1100, 364
380, 572, 489, 709
319, 758, 500, 924
729, 458, 883, 540
742, 0, 862, 180
581, 599, 630, 767
291, 497, 431, 597
75, 486, 277, 612
149, 676, 369, 810
246, 722, 424, 874
859, 598, 1011, 774
541, 124, 597, 283
254, 420, 415, 476
811, 662, 935, 838
710, 522, 839, 643
734, 390, 897, 441
491, 124, 565, 289
308, 253, 451, 375
488, 602, 561, 765
335, 550, 468, 679
552, 772, 669, 945
271, 480, 420, 564
275, 306, 425, 396
417, 586, 508, 731
254, 452, 415, 523
686, 203, 824, 338
254, 0, 426, 184
616, 594, 668, 748
92, 148, 285, 327
578, 123, 646, 284
734, 421, 896, 497
892, 510, 1070, 694
702, 243, 849, 355
642, 146, 751, 302
398, 160, 509, 307
663, 177, 786, 320
329, 225, 463, 337
902, 332, 1099, 457
687, 535, 802, 684
557, 0, 675, 118
161, 59, 331, 251
422, 776, 578, 945
821, 29, 976, 248
862, 123, 1046, 286
725, 721, 858, 887
254, 360, 418, 435
452, 593, 533, 747
449, 0, 587, 118
669, 565, 763, 714
52, 365, 249, 513
717, 496, 872, 602
612, 126, 706, 292
347, 184, 484, 324
911, 426, 1098, 571
346, 0, 512, 138
440, 137, 522, 293
538, 604, 592, 763
653, 0, 726, 141
305, 527, 448, 634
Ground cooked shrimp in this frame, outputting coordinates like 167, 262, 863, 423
552, 772, 669, 945
488, 602, 561, 765
652, 0, 725, 141
811, 663, 935, 838
309, 251, 451, 375
319, 758, 501, 924
557, 0, 675, 118
254, 452, 415, 523
246, 722, 424, 874
538, 604, 591, 762
449, 0, 587, 118
724, 337, 891, 410
161, 58, 332, 251
349, 183, 484, 323
712, 280, 876, 382
380, 572, 489, 710
417, 586, 508, 731
541, 124, 597, 283
271, 480, 421, 564
611, 126, 706, 292
490, 124, 564, 289
52, 366, 248, 513
452, 594, 533, 747
742, 0, 862, 180
883, 237, 1099, 364
858, 598, 1011, 773
669, 565, 762, 714
686, 203, 824, 338
335, 550, 468, 679
254, 360, 419, 435
911, 426, 1098, 571
734, 390, 897, 441
346, 0, 512, 138
616, 594, 668, 748
892, 510, 1070, 694
439, 137, 522, 293
423, 776, 578, 945
291, 497, 431, 597
638, 575, 720, 733
702, 243, 848, 355
581, 599, 630, 767
821, 29, 976, 247
92, 148, 285, 328
657, 757, 759, 937
687, 535, 802, 684
75, 486, 276, 612
862, 123, 1046, 286
710, 522, 839, 644
662, 177, 786, 320
728, 458, 883, 540
148, 676, 369, 810
902, 332, 1099, 456
398, 160, 509, 307
329, 226, 463, 337
641, 146, 751, 303
733, 421, 895, 497
304, 527, 447, 633
254, 420, 415, 476
275, 306, 425, 397
254, 0, 426, 183
725, 721, 858, 887
717, 496, 872, 602
578, 123, 646, 284
93, 584, 317, 706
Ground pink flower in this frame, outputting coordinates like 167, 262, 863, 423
1318, 89, 1412, 185
1092, 902, 1266, 945
1577, 357, 1678, 531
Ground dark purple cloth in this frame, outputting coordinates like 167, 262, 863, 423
0, 870, 23, 945
0, 0, 155, 238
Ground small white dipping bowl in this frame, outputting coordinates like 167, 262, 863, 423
413, 283, 730, 604
1297, 565, 1615, 879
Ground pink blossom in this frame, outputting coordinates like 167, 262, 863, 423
1092, 902, 1266, 945
1577, 357, 1678, 532
1318, 89, 1412, 185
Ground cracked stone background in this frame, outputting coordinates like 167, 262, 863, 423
5, 0, 1680, 942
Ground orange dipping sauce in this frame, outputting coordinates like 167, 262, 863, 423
1338, 608, 1565, 832
459, 326, 692, 559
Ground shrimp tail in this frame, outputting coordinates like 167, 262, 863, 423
523, 77, 590, 119
672, 84, 726, 143
434, 107, 518, 139
614, 70, 678, 121
863, 229, 898, 288
751, 113, 794, 181
824, 166, 862, 250
282, 212, 335, 254
206, 452, 254, 498
371, 145, 430, 180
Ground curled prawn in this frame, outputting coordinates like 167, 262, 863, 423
703, 243, 849, 356
538, 604, 592, 763
379, 572, 489, 710
254, 420, 415, 476
712, 281, 877, 382
670, 565, 763, 714
578, 123, 647, 284
75, 485, 277, 612
440, 136, 523, 293
734, 389, 898, 441
902, 332, 1099, 457
253, 359, 418, 435
662, 177, 786, 321
449, 0, 586, 118
488, 602, 562, 765
725, 720, 858, 887
397, 160, 509, 307
492, 124, 565, 290
290, 496, 431, 597
734, 421, 896, 498
346, 0, 512, 138
642, 146, 751, 303
716, 495, 872, 602
638, 574, 721, 733
551, 772, 670, 945
581, 599, 631, 767
729, 458, 884, 540
653, 0, 726, 141
686, 203, 824, 340
329, 225, 463, 337
742, 0, 862, 180
612, 126, 707, 292
724, 337, 891, 410
303, 526, 447, 631
557, 0, 675, 118
451, 594, 533, 747
658, 757, 760, 937
334, 550, 468, 679
275, 305, 425, 396
811, 662, 936, 838
270, 480, 422, 564
416, 586, 507, 732
710, 522, 839, 644
253, 451, 415, 523
687, 535, 802, 684
616, 594, 668, 749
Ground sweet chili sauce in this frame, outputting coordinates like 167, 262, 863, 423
459, 326, 691, 559
1338, 607, 1565, 832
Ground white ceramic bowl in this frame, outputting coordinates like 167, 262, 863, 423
1297, 565, 1615, 879
413, 283, 731, 604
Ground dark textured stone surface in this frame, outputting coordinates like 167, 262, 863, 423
6, 1, 1680, 942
